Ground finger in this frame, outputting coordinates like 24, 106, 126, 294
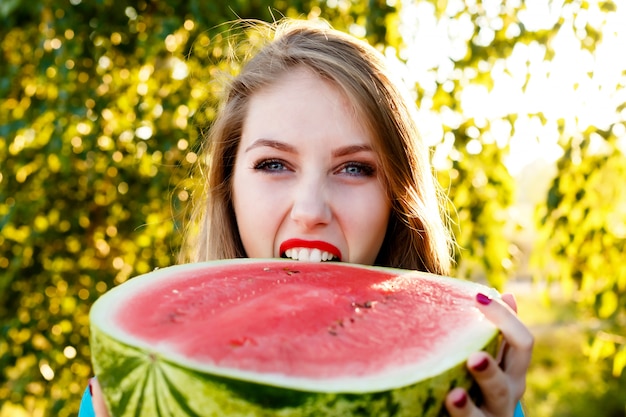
501, 293, 517, 313
445, 387, 483, 417
476, 293, 534, 393
466, 351, 513, 413
494, 293, 517, 365
496, 337, 509, 365
90, 378, 111, 417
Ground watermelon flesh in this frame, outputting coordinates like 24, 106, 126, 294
90, 259, 499, 416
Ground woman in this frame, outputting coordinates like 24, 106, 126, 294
83, 19, 532, 417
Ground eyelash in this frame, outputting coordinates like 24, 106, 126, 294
253, 159, 288, 172
338, 162, 376, 177
252, 159, 376, 177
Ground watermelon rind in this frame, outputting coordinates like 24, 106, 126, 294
90, 259, 500, 417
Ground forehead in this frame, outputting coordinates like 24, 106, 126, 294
241, 67, 375, 146
252, 67, 353, 111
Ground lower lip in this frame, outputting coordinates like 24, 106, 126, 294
279, 239, 342, 260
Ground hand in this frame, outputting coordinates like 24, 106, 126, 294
89, 378, 110, 417
445, 292, 534, 417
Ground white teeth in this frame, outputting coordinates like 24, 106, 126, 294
283, 247, 336, 262
310, 249, 322, 262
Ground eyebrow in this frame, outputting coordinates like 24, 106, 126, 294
332, 144, 374, 158
244, 139, 296, 153
244, 139, 374, 157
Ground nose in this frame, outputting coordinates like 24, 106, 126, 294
290, 176, 332, 229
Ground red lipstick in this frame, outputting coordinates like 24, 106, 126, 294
279, 239, 342, 260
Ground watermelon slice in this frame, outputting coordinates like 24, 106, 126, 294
90, 259, 499, 416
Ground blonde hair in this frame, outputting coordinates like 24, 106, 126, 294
180, 19, 453, 275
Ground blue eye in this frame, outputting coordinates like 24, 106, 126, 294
254, 159, 287, 172
339, 162, 375, 177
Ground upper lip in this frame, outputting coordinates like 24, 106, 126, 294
279, 239, 342, 261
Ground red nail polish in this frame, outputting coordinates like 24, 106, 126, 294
88, 378, 94, 396
476, 292, 492, 305
472, 357, 490, 372
453, 391, 468, 408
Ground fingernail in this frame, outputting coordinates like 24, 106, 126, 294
476, 292, 492, 305
453, 391, 467, 408
88, 378, 94, 396
471, 357, 490, 372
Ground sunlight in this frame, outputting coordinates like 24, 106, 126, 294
397, 0, 626, 175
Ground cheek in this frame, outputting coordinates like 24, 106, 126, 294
232, 172, 260, 252
358, 199, 390, 243
336, 187, 390, 261
234, 176, 285, 221
232, 172, 287, 257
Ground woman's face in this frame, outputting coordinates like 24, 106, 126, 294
231, 67, 391, 265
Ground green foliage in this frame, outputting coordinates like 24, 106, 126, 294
518, 0, 626, 387
533, 125, 626, 377
404, 0, 535, 287
0, 2, 195, 414
436, 118, 515, 290
516, 291, 626, 417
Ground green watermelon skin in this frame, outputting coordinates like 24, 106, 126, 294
90, 260, 499, 417
93, 326, 497, 417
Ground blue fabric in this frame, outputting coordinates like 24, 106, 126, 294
78, 384, 95, 417
514, 401, 525, 417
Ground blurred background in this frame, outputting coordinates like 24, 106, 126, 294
1, 0, 625, 415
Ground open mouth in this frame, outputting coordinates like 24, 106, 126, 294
282, 248, 340, 262
279, 240, 342, 262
